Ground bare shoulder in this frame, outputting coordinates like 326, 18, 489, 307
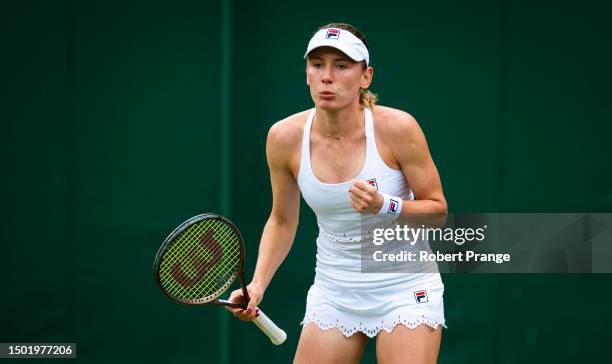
266, 109, 311, 168
267, 109, 310, 146
371, 105, 422, 141
370, 105, 431, 167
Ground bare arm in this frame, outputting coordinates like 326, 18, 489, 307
392, 113, 447, 215
349, 111, 447, 224
250, 123, 301, 292
226, 121, 301, 320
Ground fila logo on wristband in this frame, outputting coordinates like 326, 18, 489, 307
387, 199, 399, 214
414, 290, 429, 303
378, 192, 402, 217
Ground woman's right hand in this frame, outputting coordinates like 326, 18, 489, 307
224, 282, 264, 321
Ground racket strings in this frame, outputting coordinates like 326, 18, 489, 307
193, 224, 241, 298
167, 223, 229, 291
196, 239, 240, 295
189, 222, 241, 299
159, 219, 241, 302
162, 220, 239, 300
164, 220, 237, 293
170, 227, 223, 286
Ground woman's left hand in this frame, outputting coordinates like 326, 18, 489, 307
349, 180, 383, 214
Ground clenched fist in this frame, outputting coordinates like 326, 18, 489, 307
348, 180, 384, 214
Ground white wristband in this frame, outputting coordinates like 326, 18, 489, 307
377, 192, 403, 218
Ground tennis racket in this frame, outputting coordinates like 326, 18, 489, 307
153, 213, 287, 345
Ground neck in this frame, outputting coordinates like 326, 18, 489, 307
315, 102, 365, 139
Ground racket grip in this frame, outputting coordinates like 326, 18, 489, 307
252, 309, 287, 345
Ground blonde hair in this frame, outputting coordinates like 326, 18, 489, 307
317, 22, 379, 108
360, 85, 378, 108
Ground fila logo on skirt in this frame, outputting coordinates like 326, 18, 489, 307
414, 290, 429, 303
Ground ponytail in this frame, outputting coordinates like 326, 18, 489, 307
360, 88, 378, 108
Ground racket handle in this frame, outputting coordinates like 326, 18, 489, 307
252, 309, 287, 345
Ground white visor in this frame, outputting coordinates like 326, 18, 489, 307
304, 28, 370, 65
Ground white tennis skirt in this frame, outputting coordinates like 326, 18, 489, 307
300, 239, 446, 338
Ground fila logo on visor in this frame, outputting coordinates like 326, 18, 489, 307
326, 29, 340, 39
414, 290, 429, 303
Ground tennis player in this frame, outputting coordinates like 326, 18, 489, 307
227, 23, 447, 363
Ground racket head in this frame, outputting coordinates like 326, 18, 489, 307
153, 213, 246, 305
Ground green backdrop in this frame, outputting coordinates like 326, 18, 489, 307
2, 0, 611, 363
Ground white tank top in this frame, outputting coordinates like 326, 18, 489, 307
297, 107, 414, 242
